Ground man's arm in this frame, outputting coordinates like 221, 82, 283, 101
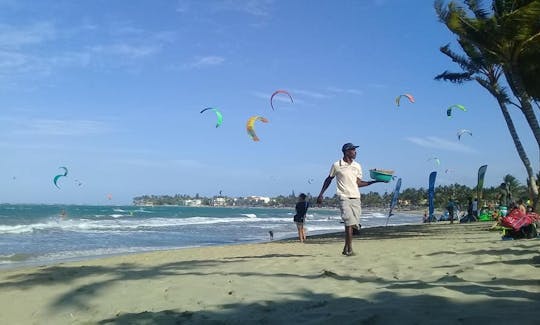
357, 179, 383, 187
316, 176, 334, 205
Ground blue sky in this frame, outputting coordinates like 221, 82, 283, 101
0, 0, 537, 205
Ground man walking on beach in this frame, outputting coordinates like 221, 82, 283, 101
316, 143, 381, 256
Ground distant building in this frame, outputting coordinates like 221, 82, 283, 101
399, 199, 411, 206
184, 199, 202, 206
133, 200, 154, 206
246, 196, 271, 204
213, 197, 227, 206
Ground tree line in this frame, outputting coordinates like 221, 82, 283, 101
133, 173, 531, 211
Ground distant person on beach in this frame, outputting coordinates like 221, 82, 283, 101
316, 142, 381, 256
60, 209, 67, 220
467, 197, 473, 217
498, 182, 511, 207
472, 198, 479, 218
517, 199, 527, 214
461, 197, 476, 223
446, 198, 458, 224
293, 193, 309, 243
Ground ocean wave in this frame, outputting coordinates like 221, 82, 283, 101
0, 216, 295, 234
0, 211, 420, 235
0, 253, 37, 263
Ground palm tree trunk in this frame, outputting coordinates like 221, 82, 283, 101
479, 80, 540, 212
504, 67, 540, 150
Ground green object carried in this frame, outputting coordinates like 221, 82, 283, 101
369, 169, 393, 182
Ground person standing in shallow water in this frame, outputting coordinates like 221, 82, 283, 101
316, 143, 382, 256
293, 193, 309, 243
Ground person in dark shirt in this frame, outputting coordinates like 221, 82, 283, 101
446, 198, 459, 224
294, 193, 309, 243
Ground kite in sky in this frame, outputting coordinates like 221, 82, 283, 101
427, 157, 440, 166
270, 90, 293, 110
53, 166, 68, 189
200, 107, 223, 128
457, 129, 472, 140
447, 104, 467, 118
246, 116, 269, 141
395, 93, 415, 106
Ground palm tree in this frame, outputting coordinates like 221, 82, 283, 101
435, 0, 540, 211
518, 33, 540, 102
435, 0, 540, 146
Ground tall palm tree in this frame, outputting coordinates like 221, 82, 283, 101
436, 0, 540, 147
434, 40, 539, 210
517, 32, 540, 101
435, 0, 540, 211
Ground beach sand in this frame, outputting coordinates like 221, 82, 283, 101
0, 223, 539, 324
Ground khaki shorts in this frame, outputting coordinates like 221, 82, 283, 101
339, 197, 361, 227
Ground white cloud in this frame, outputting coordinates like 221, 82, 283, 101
11, 119, 110, 136
0, 141, 63, 151
0, 50, 29, 70
0, 19, 174, 83
327, 86, 363, 96
368, 83, 388, 89
185, 55, 225, 69
89, 43, 160, 59
406, 136, 477, 153
224, 0, 273, 16
0, 22, 56, 49
116, 158, 207, 169
176, 0, 273, 17
291, 89, 332, 99
175, 0, 191, 13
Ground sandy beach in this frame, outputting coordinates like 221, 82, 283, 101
0, 222, 538, 324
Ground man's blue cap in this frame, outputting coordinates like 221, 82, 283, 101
342, 143, 359, 152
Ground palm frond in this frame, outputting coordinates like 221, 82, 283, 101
475, 75, 520, 108
465, 0, 490, 19
435, 70, 474, 83
440, 44, 477, 71
498, 1, 540, 47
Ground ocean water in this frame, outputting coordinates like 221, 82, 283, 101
0, 204, 422, 269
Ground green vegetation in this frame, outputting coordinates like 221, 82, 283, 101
133, 174, 532, 209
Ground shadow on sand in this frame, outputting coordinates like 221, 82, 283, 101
2, 223, 539, 324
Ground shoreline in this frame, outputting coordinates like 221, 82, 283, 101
0, 211, 424, 272
1, 222, 539, 324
